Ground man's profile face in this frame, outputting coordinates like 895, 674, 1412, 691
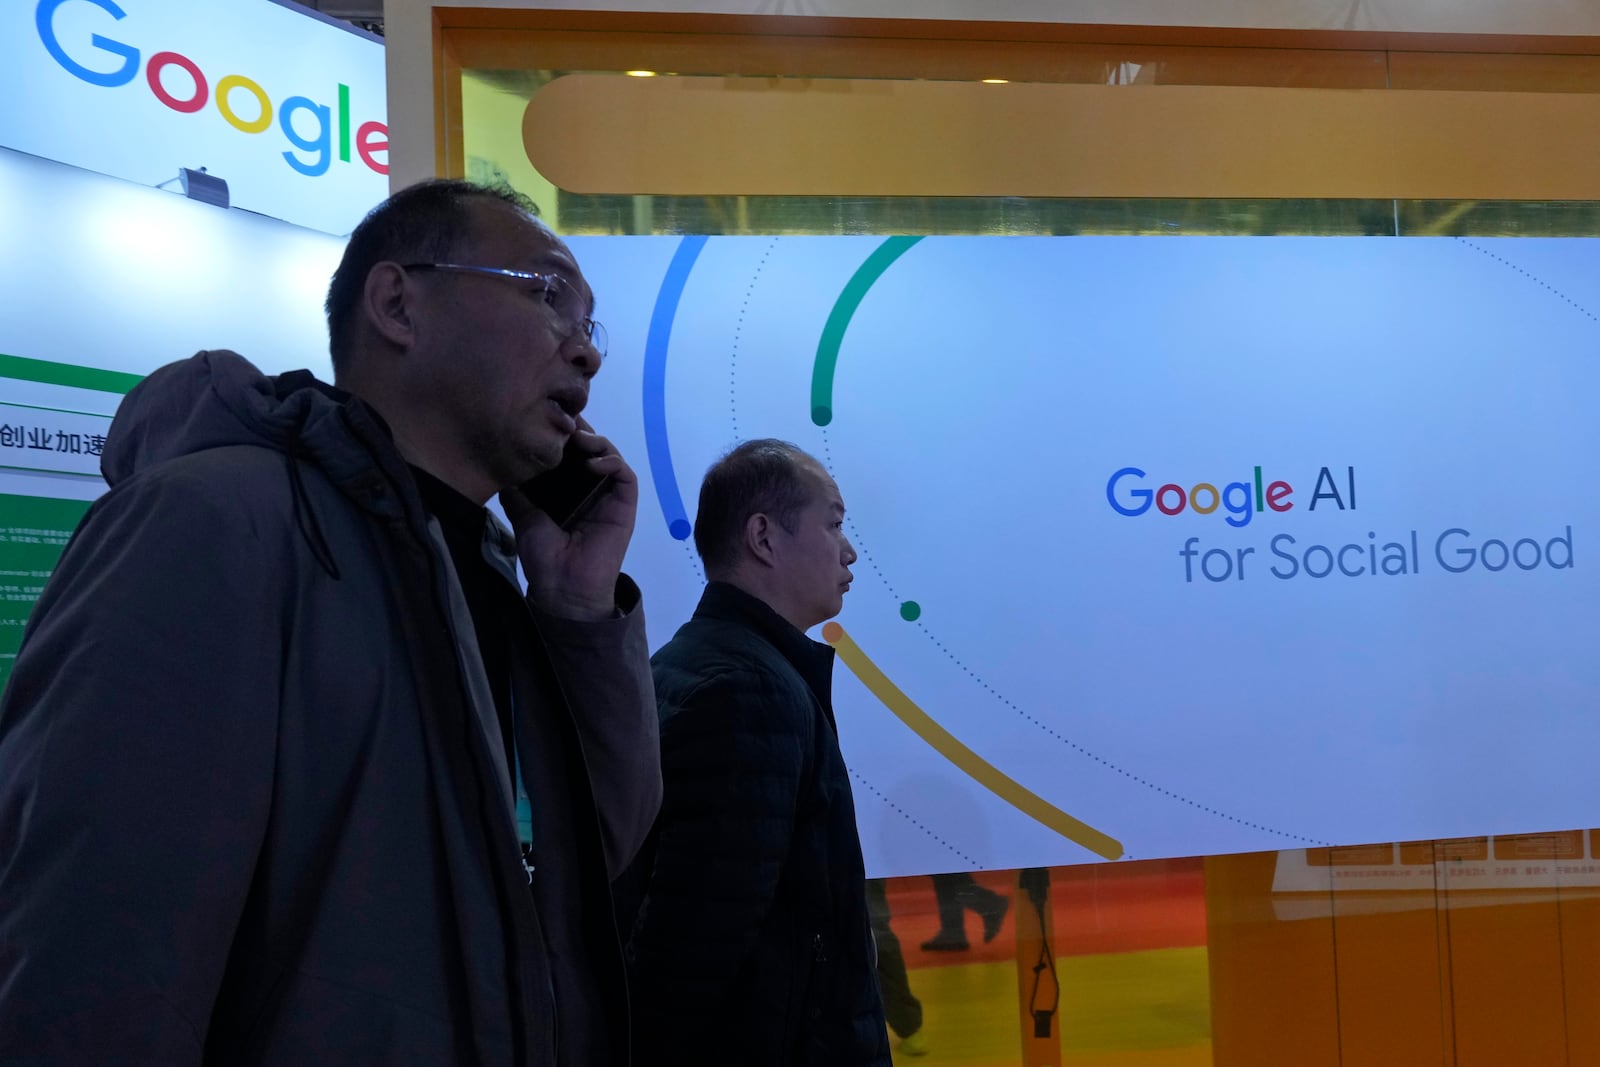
409, 199, 602, 489
771, 461, 857, 631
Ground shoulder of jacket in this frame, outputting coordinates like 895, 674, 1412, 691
656, 622, 800, 683
655, 643, 811, 717
124, 442, 295, 488
108, 443, 362, 542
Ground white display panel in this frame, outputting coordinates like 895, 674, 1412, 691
0, 146, 341, 496
567, 233, 1598, 875
0, 0, 386, 236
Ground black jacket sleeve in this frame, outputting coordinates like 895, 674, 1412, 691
530, 575, 661, 880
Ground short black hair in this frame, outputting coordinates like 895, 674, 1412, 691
324, 179, 539, 375
693, 439, 819, 576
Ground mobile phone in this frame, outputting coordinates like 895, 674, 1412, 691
521, 437, 612, 530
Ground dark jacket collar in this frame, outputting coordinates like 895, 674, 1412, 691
694, 581, 836, 714
411, 464, 487, 542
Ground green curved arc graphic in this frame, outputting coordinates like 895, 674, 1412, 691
810, 236, 925, 426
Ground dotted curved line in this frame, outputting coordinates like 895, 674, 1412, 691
1455, 238, 1600, 327
681, 539, 704, 583
822, 457, 1325, 848
849, 767, 976, 867
730, 238, 781, 440
910, 618, 1325, 846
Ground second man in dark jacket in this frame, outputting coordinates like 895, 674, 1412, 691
625, 438, 890, 1066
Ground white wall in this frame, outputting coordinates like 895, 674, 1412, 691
0, 146, 343, 500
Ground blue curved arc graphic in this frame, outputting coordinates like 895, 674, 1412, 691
642, 235, 708, 541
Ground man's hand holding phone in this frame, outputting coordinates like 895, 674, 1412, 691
501, 417, 639, 621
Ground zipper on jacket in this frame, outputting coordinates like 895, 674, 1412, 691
550, 974, 561, 1064
406, 520, 535, 1065
524, 623, 635, 1062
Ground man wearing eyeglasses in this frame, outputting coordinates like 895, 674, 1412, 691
0, 180, 661, 1066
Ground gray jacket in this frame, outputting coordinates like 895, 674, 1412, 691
0, 351, 661, 1065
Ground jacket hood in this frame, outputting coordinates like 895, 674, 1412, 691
103, 350, 358, 488
100, 351, 416, 578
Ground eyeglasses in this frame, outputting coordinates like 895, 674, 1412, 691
402, 262, 607, 356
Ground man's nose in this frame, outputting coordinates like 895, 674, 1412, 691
566, 334, 602, 377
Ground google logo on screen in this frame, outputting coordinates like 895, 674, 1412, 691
1107, 465, 1357, 528
35, 0, 388, 178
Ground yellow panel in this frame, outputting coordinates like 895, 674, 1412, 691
1559, 879, 1600, 1062
1204, 852, 1340, 1067
523, 74, 1600, 200
461, 73, 563, 228
1444, 893, 1568, 1066
1013, 871, 1061, 1066
1391, 50, 1600, 92
1329, 880, 1450, 1064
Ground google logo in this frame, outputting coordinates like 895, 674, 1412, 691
1107, 465, 1357, 528
35, 0, 388, 178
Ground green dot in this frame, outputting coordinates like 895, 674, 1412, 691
811, 404, 832, 426
899, 601, 921, 621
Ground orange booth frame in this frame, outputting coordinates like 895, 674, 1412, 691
399, 9, 1600, 1065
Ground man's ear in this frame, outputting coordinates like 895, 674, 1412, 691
744, 512, 777, 568
363, 262, 416, 347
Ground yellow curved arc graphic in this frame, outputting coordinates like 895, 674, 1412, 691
823, 622, 1124, 861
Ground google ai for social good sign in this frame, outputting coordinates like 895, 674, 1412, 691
0, 0, 387, 236
568, 233, 1600, 870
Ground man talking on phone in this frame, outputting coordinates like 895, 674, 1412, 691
0, 180, 660, 1065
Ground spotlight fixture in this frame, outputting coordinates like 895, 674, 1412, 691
178, 167, 230, 209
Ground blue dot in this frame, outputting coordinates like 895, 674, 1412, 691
669, 519, 692, 541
